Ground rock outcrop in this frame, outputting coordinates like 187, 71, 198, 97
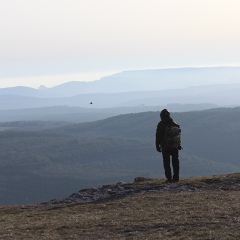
37, 174, 239, 208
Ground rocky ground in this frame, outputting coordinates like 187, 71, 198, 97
38, 173, 240, 207
0, 173, 239, 239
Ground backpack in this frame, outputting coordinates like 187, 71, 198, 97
165, 123, 181, 149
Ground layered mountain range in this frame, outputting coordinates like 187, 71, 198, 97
1, 67, 240, 110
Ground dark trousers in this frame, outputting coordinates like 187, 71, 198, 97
162, 148, 179, 181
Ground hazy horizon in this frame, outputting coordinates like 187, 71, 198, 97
1, 66, 240, 90
0, 71, 118, 89
1, 0, 240, 88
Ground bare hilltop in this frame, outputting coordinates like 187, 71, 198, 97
0, 173, 239, 239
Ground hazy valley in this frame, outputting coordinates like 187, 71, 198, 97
0, 66, 240, 206
0, 108, 240, 205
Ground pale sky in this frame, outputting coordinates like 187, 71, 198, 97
1, 0, 240, 88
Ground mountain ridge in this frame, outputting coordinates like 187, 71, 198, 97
1, 83, 240, 110
1, 66, 240, 109
0, 103, 218, 123
1, 66, 240, 97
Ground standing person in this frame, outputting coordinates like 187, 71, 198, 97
155, 109, 182, 183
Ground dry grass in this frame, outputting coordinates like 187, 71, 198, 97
0, 174, 239, 239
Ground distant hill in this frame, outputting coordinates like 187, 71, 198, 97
1, 66, 240, 110
2, 66, 237, 96
0, 107, 240, 205
0, 104, 218, 123
1, 83, 240, 110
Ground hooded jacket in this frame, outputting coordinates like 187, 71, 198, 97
155, 116, 180, 150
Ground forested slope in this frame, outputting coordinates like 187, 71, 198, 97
0, 107, 240, 205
